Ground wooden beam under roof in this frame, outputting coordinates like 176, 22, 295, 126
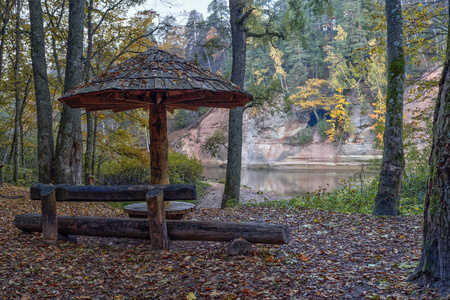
163, 91, 206, 104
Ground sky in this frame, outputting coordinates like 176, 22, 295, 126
131, 0, 210, 25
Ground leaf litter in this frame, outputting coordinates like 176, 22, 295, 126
0, 184, 438, 299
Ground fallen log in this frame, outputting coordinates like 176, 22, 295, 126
15, 213, 290, 244
30, 184, 196, 202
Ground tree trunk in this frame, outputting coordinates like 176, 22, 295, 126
29, 0, 54, 184
12, 0, 22, 183
149, 104, 170, 185
19, 114, 24, 167
19, 77, 31, 169
54, 0, 85, 185
221, 0, 247, 208
408, 3, 450, 295
84, 0, 94, 185
85, 112, 94, 184
0, 0, 13, 80
373, 0, 405, 216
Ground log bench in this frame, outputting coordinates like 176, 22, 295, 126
15, 184, 290, 251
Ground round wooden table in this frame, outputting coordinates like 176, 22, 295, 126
124, 201, 195, 220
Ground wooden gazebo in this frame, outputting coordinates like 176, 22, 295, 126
59, 48, 253, 185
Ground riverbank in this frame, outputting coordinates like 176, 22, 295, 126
197, 181, 290, 209
202, 166, 375, 197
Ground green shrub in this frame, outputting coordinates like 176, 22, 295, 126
98, 151, 204, 186
291, 177, 378, 214
168, 152, 204, 184
298, 127, 314, 145
99, 159, 150, 185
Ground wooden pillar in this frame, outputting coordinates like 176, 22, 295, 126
149, 104, 170, 185
146, 190, 169, 250
40, 186, 57, 245
0, 163, 4, 186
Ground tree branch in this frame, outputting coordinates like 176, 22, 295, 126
237, 8, 254, 26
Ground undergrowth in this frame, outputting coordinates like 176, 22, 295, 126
258, 145, 429, 216
103, 152, 206, 210
1, 165, 36, 186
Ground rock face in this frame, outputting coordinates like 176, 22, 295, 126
169, 104, 381, 168
241, 103, 380, 169
168, 71, 438, 169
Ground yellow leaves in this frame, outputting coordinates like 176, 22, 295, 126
326, 91, 355, 142
334, 25, 347, 42
253, 68, 269, 85
269, 46, 287, 79
368, 38, 377, 47
186, 292, 197, 300
289, 78, 332, 109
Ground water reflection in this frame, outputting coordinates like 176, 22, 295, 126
202, 167, 372, 197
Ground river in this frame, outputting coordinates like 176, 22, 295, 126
202, 166, 374, 197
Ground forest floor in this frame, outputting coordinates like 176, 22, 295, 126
0, 183, 440, 299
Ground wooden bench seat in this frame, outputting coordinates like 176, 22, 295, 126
28, 184, 196, 250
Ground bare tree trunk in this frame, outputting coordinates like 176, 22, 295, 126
373, 0, 405, 216
29, 0, 54, 183
85, 112, 94, 184
19, 114, 24, 166
0, 0, 13, 80
221, 0, 247, 208
12, 0, 22, 182
408, 2, 450, 295
54, 0, 85, 185
84, 0, 94, 185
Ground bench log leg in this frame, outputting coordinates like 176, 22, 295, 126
41, 187, 57, 245
146, 191, 169, 250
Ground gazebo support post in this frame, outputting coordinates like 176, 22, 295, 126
149, 104, 170, 186
146, 190, 169, 250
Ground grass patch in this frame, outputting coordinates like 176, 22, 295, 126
259, 177, 378, 214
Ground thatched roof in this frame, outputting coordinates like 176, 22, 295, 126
59, 48, 253, 112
